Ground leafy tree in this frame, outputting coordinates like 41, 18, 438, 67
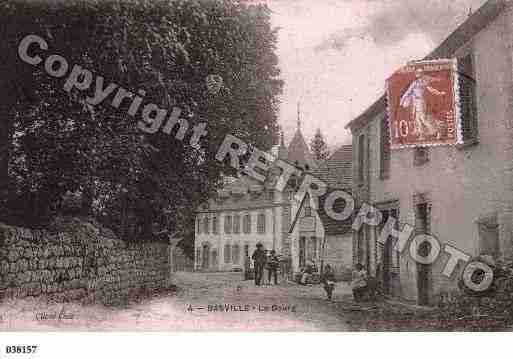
310, 128, 330, 162
0, 0, 283, 256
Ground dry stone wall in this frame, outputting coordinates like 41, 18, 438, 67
0, 219, 170, 305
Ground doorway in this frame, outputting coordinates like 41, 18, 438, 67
379, 207, 399, 296
415, 202, 431, 306
202, 243, 210, 270
299, 237, 306, 268
211, 249, 218, 270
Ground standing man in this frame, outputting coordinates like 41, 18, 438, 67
251, 243, 266, 286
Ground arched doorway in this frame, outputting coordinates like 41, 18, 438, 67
202, 243, 210, 270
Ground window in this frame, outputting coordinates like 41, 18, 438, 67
203, 216, 210, 234
415, 202, 431, 234
268, 190, 274, 201
380, 114, 391, 179
224, 244, 231, 264
211, 249, 218, 267
224, 215, 232, 234
310, 237, 317, 259
458, 54, 478, 144
232, 244, 240, 264
477, 214, 499, 257
377, 206, 400, 275
414, 147, 429, 166
358, 134, 366, 185
257, 213, 266, 234
197, 218, 201, 234
243, 214, 251, 234
304, 199, 312, 217
196, 248, 201, 266
233, 214, 241, 234
212, 216, 219, 234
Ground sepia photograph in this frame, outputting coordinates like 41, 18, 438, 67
1, 0, 513, 348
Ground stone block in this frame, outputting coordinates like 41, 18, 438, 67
7, 250, 19, 263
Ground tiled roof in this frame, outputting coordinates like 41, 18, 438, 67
288, 191, 353, 236
310, 145, 352, 189
345, 0, 509, 131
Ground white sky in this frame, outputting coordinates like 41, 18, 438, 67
269, 0, 487, 148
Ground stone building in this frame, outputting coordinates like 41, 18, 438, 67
288, 145, 353, 280
346, 0, 513, 305
194, 120, 318, 272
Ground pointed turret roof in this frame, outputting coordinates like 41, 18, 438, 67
286, 103, 317, 170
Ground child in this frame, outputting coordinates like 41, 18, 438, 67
321, 264, 336, 300
266, 250, 279, 285
351, 263, 368, 302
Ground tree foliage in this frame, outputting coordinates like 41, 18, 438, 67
0, 0, 283, 256
310, 128, 330, 162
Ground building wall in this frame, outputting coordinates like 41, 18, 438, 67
194, 190, 292, 272
352, 8, 513, 303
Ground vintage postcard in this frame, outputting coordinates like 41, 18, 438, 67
1, 0, 513, 348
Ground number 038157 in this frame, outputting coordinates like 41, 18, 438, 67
5, 345, 38, 354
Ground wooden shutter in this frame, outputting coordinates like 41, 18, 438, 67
358, 134, 365, 184
458, 54, 478, 142
380, 114, 391, 179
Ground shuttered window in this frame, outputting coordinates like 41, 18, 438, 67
233, 214, 240, 234
224, 215, 232, 234
196, 248, 201, 265
243, 214, 251, 234
203, 216, 210, 234
232, 244, 240, 264
224, 244, 231, 263
358, 134, 365, 185
380, 114, 391, 179
458, 54, 478, 143
257, 213, 266, 234
414, 147, 429, 166
212, 216, 219, 234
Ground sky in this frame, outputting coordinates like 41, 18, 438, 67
268, 0, 487, 149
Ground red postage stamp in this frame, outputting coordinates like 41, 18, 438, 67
386, 59, 462, 149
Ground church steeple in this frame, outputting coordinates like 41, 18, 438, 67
297, 102, 301, 131
287, 101, 318, 170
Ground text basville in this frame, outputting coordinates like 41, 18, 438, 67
208, 304, 251, 312
207, 304, 296, 312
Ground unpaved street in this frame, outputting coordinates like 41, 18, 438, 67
1, 272, 376, 331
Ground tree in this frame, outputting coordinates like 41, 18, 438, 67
0, 0, 283, 256
310, 128, 330, 162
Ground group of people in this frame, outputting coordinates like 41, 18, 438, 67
251, 243, 280, 286
249, 243, 374, 303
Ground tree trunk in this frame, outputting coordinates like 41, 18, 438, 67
0, 67, 16, 215
80, 183, 94, 217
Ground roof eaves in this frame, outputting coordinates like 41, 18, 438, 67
344, 0, 509, 131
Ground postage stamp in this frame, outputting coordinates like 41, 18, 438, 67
386, 59, 463, 149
